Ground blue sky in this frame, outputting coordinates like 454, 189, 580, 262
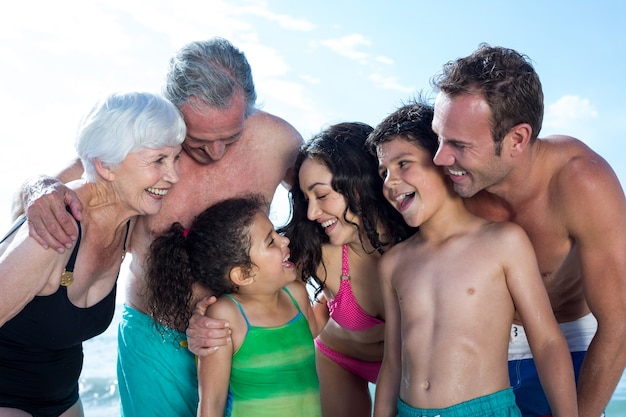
1, 0, 625, 230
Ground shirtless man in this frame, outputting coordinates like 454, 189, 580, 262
19, 38, 303, 417
369, 100, 577, 417
431, 44, 626, 417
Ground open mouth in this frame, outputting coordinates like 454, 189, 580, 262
320, 218, 337, 229
395, 192, 415, 211
146, 187, 168, 196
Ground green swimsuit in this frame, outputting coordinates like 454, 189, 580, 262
224, 288, 321, 417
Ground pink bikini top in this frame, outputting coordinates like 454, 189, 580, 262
327, 244, 384, 332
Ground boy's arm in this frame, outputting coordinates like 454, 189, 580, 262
373, 251, 402, 417
504, 224, 578, 417
14, 158, 84, 252
197, 302, 235, 417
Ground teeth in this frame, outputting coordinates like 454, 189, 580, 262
146, 187, 168, 196
449, 169, 467, 176
395, 193, 409, 202
321, 219, 337, 228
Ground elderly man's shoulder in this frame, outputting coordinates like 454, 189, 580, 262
247, 110, 303, 143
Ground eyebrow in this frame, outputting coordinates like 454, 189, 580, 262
186, 131, 243, 142
305, 182, 329, 192
385, 151, 414, 163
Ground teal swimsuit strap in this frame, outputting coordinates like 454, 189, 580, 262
224, 287, 302, 330
224, 294, 251, 329
282, 287, 302, 313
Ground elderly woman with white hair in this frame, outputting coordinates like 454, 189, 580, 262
0, 91, 185, 417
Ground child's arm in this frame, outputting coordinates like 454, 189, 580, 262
286, 280, 327, 337
373, 250, 402, 417
504, 223, 578, 417
197, 301, 235, 417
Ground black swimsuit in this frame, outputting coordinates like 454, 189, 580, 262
0, 217, 129, 417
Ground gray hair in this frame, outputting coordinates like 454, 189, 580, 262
76, 91, 186, 182
163, 37, 257, 117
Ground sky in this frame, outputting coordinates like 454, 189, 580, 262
1, 0, 625, 232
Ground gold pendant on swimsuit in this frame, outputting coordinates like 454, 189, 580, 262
60, 270, 74, 286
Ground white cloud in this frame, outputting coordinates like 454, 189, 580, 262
299, 74, 321, 84
375, 55, 394, 65
368, 73, 414, 94
544, 95, 598, 131
320, 34, 371, 61
238, 5, 316, 31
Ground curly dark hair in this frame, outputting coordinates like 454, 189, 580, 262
431, 43, 543, 155
145, 194, 266, 331
279, 122, 414, 298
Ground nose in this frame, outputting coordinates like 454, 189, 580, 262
383, 168, 399, 189
280, 234, 290, 248
433, 141, 453, 167
306, 199, 321, 221
203, 141, 227, 161
164, 159, 180, 184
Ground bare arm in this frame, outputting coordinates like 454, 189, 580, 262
262, 112, 303, 191
560, 157, 626, 417
186, 296, 232, 357
505, 224, 578, 417
285, 280, 328, 337
0, 224, 70, 326
15, 158, 85, 252
196, 302, 235, 417
373, 250, 402, 417
311, 292, 329, 335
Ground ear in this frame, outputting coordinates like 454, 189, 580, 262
94, 158, 116, 182
506, 123, 532, 157
229, 266, 255, 287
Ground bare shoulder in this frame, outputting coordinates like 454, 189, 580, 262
543, 135, 624, 216
285, 280, 311, 307
247, 111, 303, 148
544, 135, 619, 187
378, 236, 415, 274
481, 220, 529, 248
207, 295, 241, 322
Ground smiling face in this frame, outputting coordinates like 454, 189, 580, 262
298, 157, 361, 246
432, 92, 510, 198
179, 89, 246, 164
247, 212, 296, 287
111, 144, 182, 216
377, 137, 448, 228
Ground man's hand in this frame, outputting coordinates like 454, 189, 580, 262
22, 176, 83, 252
186, 296, 231, 357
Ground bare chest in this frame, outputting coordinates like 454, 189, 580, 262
151, 152, 285, 231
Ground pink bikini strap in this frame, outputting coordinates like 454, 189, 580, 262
342, 244, 350, 277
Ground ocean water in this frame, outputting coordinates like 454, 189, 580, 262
81, 267, 626, 416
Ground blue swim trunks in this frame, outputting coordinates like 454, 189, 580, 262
508, 313, 597, 417
397, 388, 521, 417
117, 304, 198, 417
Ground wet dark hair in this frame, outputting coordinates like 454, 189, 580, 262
279, 122, 414, 297
431, 43, 543, 155
145, 194, 266, 331
366, 97, 439, 158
